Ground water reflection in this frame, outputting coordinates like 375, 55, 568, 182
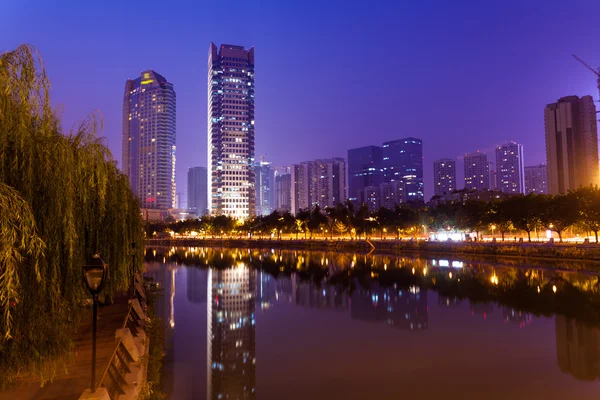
208, 265, 256, 399
146, 247, 600, 398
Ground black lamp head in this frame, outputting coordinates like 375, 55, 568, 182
83, 254, 108, 296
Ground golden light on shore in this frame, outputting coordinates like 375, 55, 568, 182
553, 285, 557, 293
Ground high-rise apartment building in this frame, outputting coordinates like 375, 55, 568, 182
122, 70, 176, 210
275, 173, 291, 212
208, 43, 255, 218
488, 162, 497, 190
254, 160, 274, 216
379, 181, 403, 209
187, 166, 207, 215
290, 158, 347, 214
463, 152, 489, 191
524, 164, 548, 195
382, 138, 424, 202
544, 96, 599, 195
495, 142, 525, 194
433, 158, 456, 197
347, 146, 383, 204
364, 186, 380, 211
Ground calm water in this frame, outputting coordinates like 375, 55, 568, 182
145, 247, 600, 400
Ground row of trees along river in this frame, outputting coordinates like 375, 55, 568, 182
150, 187, 600, 242
0, 45, 144, 386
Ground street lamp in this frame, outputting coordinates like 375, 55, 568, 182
491, 225, 496, 239
82, 254, 108, 393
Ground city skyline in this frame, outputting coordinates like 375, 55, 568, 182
5, 0, 600, 202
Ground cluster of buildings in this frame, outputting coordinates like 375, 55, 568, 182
121, 40, 600, 221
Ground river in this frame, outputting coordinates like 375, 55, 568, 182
145, 247, 600, 400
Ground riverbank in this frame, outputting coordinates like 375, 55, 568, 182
146, 238, 600, 262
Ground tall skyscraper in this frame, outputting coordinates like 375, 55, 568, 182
524, 164, 548, 195
122, 70, 176, 210
495, 142, 525, 194
347, 146, 383, 204
207, 266, 256, 399
208, 43, 255, 218
254, 159, 274, 216
433, 158, 456, 196
463, 152, 489, 191
382, 138, 424, 202
379, 181, 403, 209
544, 96, 599, 195
275, 173, 291, 212
187, 166, 207, 215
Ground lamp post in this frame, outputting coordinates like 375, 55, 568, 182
83, 254, 108, 393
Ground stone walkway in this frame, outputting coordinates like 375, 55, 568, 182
0, 295, 131, 400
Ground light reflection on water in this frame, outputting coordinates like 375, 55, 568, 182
145, 247, 600, 400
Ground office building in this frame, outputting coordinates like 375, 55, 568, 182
433, 158, 456, 197
187, 166, 207, 215
275, 173, 291, 212
122, 70, 176, 210
347, 146, 383, 204
208, 43, 255, 218
524, 164, 548, 195
544, 96, 599, 195
382, 137, 424, 202
463, 152, 489, 191
255, 160, 274, 216
290, 158, 346, 214
496, 142, 525, 194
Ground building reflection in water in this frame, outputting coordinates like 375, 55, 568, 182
438, 295, 462, 308
351, 284, 428, 331
470, 301, 493, 319
207, 263, 256, 399
555, 316, 600, 381
502, 308, 531, 328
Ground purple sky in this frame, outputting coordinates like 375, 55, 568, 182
3, 0, 600, 201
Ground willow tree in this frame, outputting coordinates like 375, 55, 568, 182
0, 45, 144, 384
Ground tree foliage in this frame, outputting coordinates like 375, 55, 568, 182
0, 45, 144, 382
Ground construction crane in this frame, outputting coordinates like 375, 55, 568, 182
572, 54, 600, 107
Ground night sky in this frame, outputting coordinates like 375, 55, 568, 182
3, 0, 599, 202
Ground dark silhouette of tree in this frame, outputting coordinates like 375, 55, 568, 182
540, 193, 580, 242
575, 186, 600, 242
504, 194, 543, 242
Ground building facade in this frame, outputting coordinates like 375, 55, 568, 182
275, 173, 291, 212
524, 164, 548, 195
122, 70, 176, 210
463, 152, 489, 191
433, 158, 456, 197
495, 142, 525, 194
187, 166, 207, 216
254, 160, 274, 216
347, 146, 383, 204
544, 95, 599, 195
290, 158, 347, 214
382, 138, 424, 202
208, 43, 255, 218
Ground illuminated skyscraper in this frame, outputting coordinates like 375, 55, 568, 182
463, 151, 489, 191
347, 146, 383, 204
208, 43, 255, 218
290, 158, 346, 214
382, 138, 424, 202
433, 158, 456, 196
495, 142, 525, 194
254, 159, 274, 216
122, 70, 176, 210
207, 266, 256, 399
545, 96, 599, 195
